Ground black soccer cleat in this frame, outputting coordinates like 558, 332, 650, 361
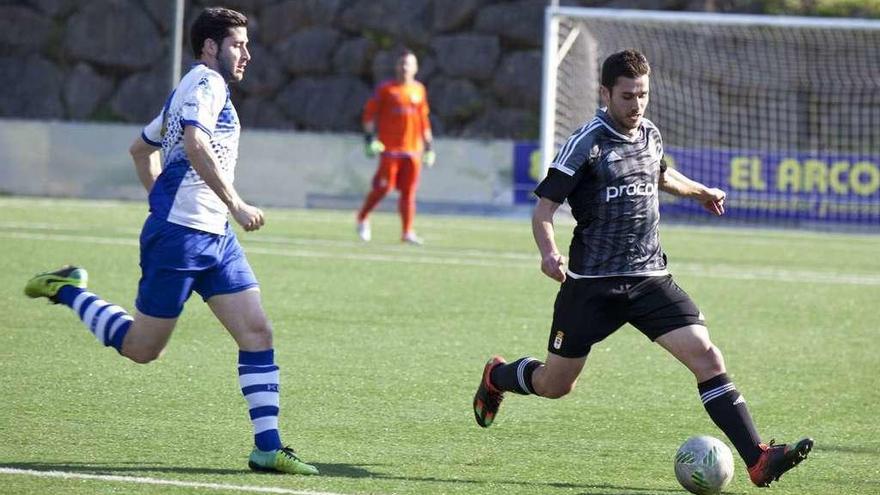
473, 356, 506, 428
748, 437, 814, 487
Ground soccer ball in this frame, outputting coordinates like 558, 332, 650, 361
674, 436, 735, 494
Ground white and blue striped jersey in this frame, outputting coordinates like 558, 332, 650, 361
141, 63, 240, 235
535, 108, 668, 277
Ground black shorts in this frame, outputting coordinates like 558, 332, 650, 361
547, 274, 705, 358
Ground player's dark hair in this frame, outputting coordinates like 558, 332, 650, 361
601, 49, 650, 90
190, 7, 248, 58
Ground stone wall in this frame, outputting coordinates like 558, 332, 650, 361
0, 0, 837, 139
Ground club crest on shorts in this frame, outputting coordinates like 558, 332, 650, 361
553, 330, 564, 349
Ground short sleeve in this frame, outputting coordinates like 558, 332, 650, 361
534, 168, 581, 204
646, 121, 664, 167
180, 72, 227, 136
141, 112, 163, 147
550, 126, 597, 176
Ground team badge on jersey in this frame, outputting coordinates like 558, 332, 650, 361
606, 150, 623, 163
553, 330, 565, 350
410, 93, 422, 104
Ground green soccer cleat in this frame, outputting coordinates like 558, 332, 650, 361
248, 446, 319, 475
24, 265, 88, 303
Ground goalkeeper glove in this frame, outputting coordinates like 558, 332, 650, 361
423, 142, 436, 168
364, 133, 384, 158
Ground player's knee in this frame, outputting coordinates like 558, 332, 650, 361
704, 344, 725, 373
692, 343, 725, 379
372, 184, 392, 196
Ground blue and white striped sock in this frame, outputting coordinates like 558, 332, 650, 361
56, 285, 132, 352
239, 349, 282, 452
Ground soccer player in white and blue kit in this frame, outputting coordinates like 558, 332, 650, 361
24, 7, 317, 475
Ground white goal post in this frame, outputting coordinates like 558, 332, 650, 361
539, 7, 880, 228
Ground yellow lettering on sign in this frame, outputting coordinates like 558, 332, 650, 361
829, 161, 849, 194
777, 159, 801, 192
802, 159, 828, 193
750, 157, 766, 190
730, 157, 750, 190
850, 161, 880, 196
529, 149, 542, 181
730, 156, 765, 190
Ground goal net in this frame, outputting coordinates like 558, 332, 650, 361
540, 7, 880, 230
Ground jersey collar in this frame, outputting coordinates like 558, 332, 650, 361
596, 108, 643, 143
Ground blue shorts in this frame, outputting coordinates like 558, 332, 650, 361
136, 214, 259, 318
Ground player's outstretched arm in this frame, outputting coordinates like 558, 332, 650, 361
130, 137, 161, 192
659, 167, 725, 216
532, 197, 567, 282
183, 126, 265, 231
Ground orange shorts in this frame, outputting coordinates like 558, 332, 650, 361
372, 154, 421, 193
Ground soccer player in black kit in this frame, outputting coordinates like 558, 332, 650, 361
472, 50, 812, 488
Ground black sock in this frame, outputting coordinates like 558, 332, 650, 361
698, 373, 763, 467
489, 357, 542, 395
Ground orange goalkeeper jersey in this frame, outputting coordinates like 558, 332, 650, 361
363, 80, 431, 154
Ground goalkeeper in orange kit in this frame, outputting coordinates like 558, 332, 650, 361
357, 48, 434, 245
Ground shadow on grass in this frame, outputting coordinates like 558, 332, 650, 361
295, 463, 689, 494
815, 443, 880, 455
3, 461, 688, 494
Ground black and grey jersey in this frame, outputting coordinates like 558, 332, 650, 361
535, 108, 668, 277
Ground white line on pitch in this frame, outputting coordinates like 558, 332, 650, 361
0, 221, 534, 258
0, 467, 353, 495
2, 230, 879, 286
